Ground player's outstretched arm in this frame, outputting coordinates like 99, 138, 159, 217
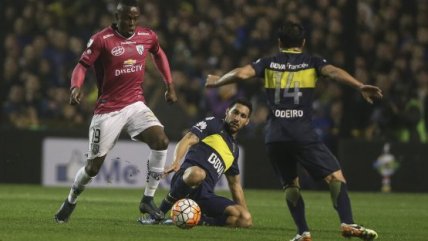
164, 132, 199, 175
206, 65, 256, 88
69, 63, 88, 105
151, 47, 177, 104
321, 65, 383, 104
226, 174, 248, 210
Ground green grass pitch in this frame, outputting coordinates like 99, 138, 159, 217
0, 185, 427, 241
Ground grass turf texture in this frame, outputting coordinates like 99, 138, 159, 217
0, 185, 427, 241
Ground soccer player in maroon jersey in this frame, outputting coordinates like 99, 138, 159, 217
54, 0, 177, 223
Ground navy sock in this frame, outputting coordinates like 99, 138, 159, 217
285, 187, 309, 234
159, 193, 176, 214
160, 176, 193, 214
170, 175, 193, 199
286, 195, 309, 234
330, 181, 354, 224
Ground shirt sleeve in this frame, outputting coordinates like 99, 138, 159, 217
189, 117, 218, 140
79, 34, 102, 67
312, 55, 329, 75
225, 158, 240, 176
148, 30, 160, 54
250, 57, 270, 78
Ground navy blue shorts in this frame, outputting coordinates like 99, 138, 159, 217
266, 141, 341, 187
171, 167, 236, 218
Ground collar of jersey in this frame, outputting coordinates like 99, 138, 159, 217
281, 48, 302, 54
111, 24, 136, 40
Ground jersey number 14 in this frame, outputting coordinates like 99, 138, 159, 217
274, 72, 302, 105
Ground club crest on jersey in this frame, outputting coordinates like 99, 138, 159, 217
111, 46, 125, 56
136, 45, 144, 55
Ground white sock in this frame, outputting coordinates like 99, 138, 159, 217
68, 167, 93, 204
144, 150, 167, 197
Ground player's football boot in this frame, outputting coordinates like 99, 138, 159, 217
289, 232, 312, 241
137, 214, 173, 225
54, 198, 76, 223
341, 224, 378, 240
139, 199, 165, 220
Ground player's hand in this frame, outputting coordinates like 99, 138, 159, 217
163, 161, 180, 177
69, 87, 83, 105
165, 83, 177, 104
205, 74, 220, 88
360, 85, 383, 104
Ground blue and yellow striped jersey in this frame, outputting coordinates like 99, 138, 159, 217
184, 117, 240, 188
251, 50, 328, 143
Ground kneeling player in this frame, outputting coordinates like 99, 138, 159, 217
139, 99, 253, 228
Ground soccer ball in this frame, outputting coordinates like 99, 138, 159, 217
170, 198, 201, 229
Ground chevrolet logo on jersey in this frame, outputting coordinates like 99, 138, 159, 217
123, 59, 136, 66
115, 59, 142, 76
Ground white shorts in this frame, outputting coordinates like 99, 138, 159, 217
87, 101, 163, 159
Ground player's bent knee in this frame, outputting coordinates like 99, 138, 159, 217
158, 135, 169, 149
183, 166, 206, 187
85, 156, 105, 176
285, 185, 301, 205
150, 136, 169, 150
85, 166, 98, 177
85, 162, 103, 176
324, 170, 346, 184
141, 127, 170, 150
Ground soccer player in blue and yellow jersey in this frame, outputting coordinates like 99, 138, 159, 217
206, 21, 381, 241
140, 99, 252, 228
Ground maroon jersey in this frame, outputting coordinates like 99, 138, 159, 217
79, 25, 160, 114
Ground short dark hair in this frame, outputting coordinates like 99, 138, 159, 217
229, 98, 253, 116
117, 0, 138, 7
277, 21, 305, 48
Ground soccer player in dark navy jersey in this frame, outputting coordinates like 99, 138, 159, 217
140, 99, 252, 227
54, 0, 177, 223
206, 21, 381, 240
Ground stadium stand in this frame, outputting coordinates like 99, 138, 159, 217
1, 0, 427, 146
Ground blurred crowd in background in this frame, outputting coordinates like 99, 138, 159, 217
1, 0, 428, 152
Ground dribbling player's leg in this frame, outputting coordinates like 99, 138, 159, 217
68, 156, 105, 204
55, 113, 124, 223
135, 126, 169, 218
127, 103, 171, 219
55, 157, 105, 223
